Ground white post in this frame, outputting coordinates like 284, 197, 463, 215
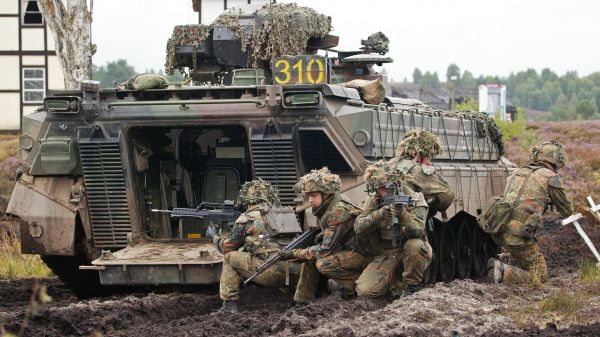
562, 213, 600, 267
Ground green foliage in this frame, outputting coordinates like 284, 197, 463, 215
419, 71, 440, 88
0, 227, 53, 279
575, 99, 598, 119
452, 99, 478, 112
92, 59, 137, 88
446, 63, 460, 82
539, 292, 577, 314
412, 68, 422, 83
494, 108, 528, 142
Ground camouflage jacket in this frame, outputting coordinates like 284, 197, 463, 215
503, 162, 573, 237
355, 186, 429, 256
292, 193, 359, 260
220, 205, 282, 255
389, 156, 455, 213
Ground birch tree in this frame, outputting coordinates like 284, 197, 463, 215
37, 0, 95, 89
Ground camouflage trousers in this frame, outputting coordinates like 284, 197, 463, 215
220, 251, 317, 302
356, 239, 432, 297
295, 250, 369, 293
492, 232, 548, 284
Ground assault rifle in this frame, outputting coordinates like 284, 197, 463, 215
243, 226, 319, 286
383, 183, 416, 247
151, 200, 239, 227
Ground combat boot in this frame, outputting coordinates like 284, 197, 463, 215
219, 300, 239, 313
486, 258, 505, 283
400, 284, 417, 298
327, 279, 356, 300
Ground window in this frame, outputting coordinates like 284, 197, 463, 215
22, 68, 45, 103
22, 0, 43, 25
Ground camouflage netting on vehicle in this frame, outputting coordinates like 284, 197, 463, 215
164, 3, 331, 74
442, 110, 505, 155
299, 167, 341, 195
364, 160, 407, 193
118, 73, 169, 90
248, 3, 331, 63
365, 32, 389, 55
165, 24, 212, 75
341, 79, 386, 105
396, 130, 443, 159
235, 178, 280, 209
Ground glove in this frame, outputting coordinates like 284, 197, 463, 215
374, 206, 392, 221
278, 249, 295, 260
390, 203, 404, 217
212, 234, 221, 244
206, 224, 218, 239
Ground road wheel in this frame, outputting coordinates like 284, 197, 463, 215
437, 223, 456, 282
456, 220, 473, 279
471, 225, 489, 278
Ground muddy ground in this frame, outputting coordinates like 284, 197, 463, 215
1, 216, 600, 337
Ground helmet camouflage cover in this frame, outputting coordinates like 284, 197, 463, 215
395, 129, 442, 159
298, 167, 341, 195
364, 160, 406, 193
529, 141, 566, 169
235, 178, 280, 209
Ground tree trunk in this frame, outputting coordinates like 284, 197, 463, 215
38, 0, 94, 90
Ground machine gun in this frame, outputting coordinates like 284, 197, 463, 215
383, 183, 416, 247
243, 226, 319, 286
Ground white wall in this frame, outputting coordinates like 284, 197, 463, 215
22, 105, 42, 116
0, 1, 18, 14
21, 27, 45, 50
46, 26, 56, 51
0, 17, 19, 51
0, 56, 20, 90
22, 55, 45, 66
0, 93, 21, 130
47, 56, 65, 90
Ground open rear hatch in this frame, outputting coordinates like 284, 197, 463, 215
80, 242, 222, 285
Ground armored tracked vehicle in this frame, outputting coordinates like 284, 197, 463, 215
8, 3, 513, 295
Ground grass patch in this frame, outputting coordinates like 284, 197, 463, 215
579, 258, 600, 282
0, 227, 53, 279
539, 292, 577, 314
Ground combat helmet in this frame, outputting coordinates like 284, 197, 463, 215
395, 130, 442, 159
235, 178, 279, 209
529, 141, 566, 170
298, 167, 341, 195
364, 160, 406, 193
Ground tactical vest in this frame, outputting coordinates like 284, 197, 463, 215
240, 204, 303, 255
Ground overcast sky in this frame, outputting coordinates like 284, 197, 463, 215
92, 0, 600, 81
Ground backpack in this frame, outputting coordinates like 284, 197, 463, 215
477, 169, 534, 234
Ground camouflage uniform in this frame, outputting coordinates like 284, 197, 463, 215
389, 130, 455, 213
490, 142, 573, 284
354, 161, 432, 297
218, 180, 314, 304
291, 168, 367, 293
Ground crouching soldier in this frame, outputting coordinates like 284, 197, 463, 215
216, 179, 314, 313
279, 167, 367, 299
488, 141, 573, 284
389, 130, 455, 214
355, 160, 432, 297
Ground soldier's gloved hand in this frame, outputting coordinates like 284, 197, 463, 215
374, 206, 392, 221
206, 224, 218, 239
403, 222, 425, 239
278, 249, 295, 260
212, 234, 221, 244
390, 203, 404, 217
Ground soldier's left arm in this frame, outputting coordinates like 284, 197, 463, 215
401, 192, 429, 239
410, 166, 455, 211
292, 202, 355, 260
547, 175, 574, 217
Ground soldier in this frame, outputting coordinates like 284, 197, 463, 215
354, 160, 432, 297
389, 130, 455, 214
279, 167, 367, 298
487, 141, 573, 284
216, 179, 313, 313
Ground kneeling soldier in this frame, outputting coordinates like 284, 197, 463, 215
216, 179, 313, 313
280, 167, 367, 298
488, 141, 573, 284
355, 160, 432, 297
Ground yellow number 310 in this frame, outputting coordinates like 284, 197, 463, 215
274, 58, 325, 85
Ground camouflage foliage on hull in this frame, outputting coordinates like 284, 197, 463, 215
164, 3, 331, 75
443, 110, 505, 155
165, 25, 211, 75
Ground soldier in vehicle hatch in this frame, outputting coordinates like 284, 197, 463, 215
214, 179, 315, 313
279, 167, 366, 299
487, 141, 573, 284
389, 130, 455, 214
354, 160, 432, 297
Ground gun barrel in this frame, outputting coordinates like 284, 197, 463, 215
151, 209, 172, 214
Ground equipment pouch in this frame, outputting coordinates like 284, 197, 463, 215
477, 196, 513, 234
